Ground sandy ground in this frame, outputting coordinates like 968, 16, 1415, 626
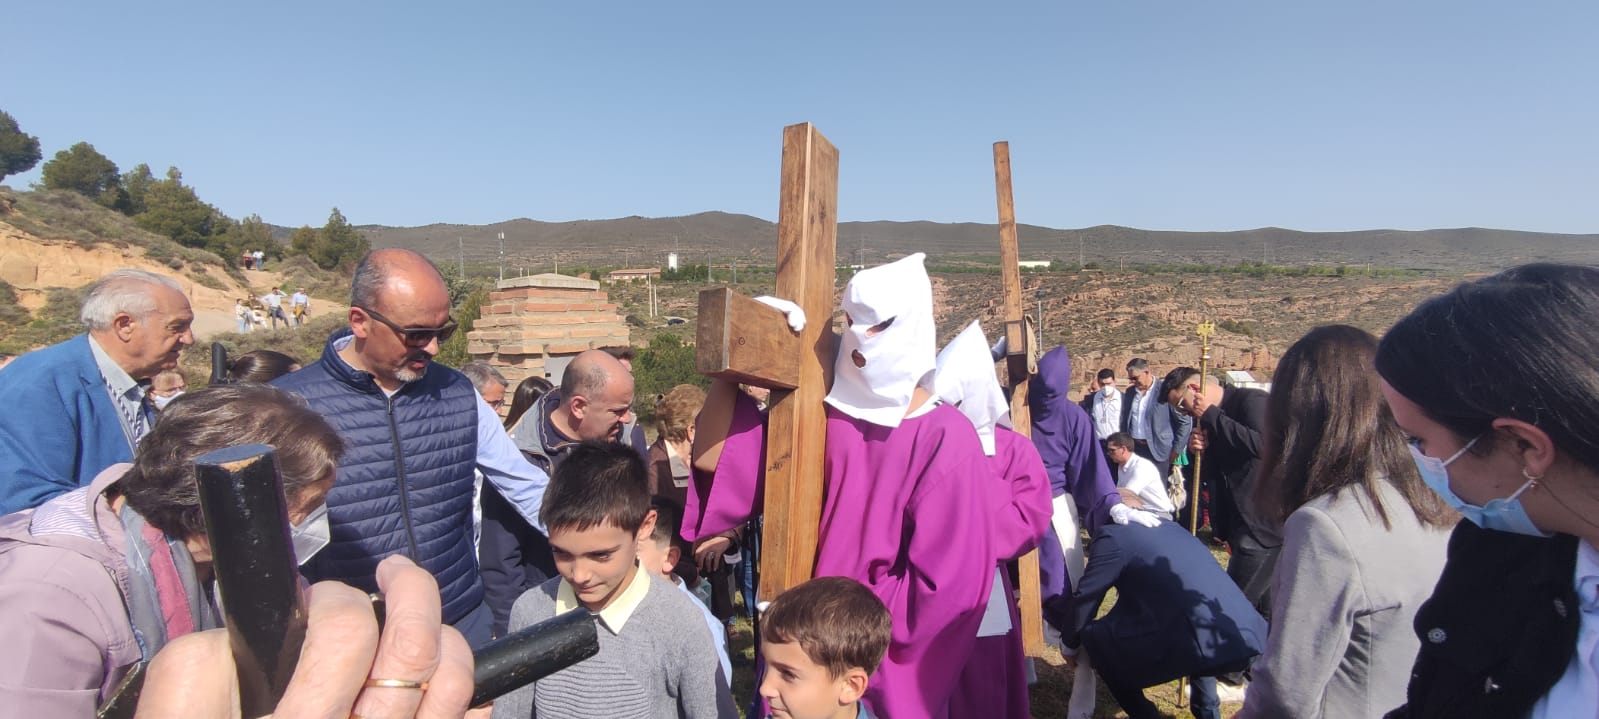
190, 267, 347, 340
0, 229, 346, 343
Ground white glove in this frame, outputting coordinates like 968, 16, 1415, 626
990, 334, 1009, 362
754, 296, 806, 332
1108, 503, 1162, 527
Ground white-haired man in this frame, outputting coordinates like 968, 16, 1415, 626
0, 269, 194, 514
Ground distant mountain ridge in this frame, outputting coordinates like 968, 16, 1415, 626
326, 211, 1598, 272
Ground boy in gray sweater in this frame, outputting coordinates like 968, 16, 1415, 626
492, 441, 738, 719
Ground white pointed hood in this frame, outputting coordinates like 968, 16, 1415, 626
824, 253, 937, 428
933, 320, 1012, 456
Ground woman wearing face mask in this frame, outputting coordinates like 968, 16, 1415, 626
0, 384, 342, 717
1236, 325, 1456, 719
148, 368, 188, 410
1376, 264, 1599, 719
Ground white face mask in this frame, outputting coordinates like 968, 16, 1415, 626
152, 390, 184, 410
1100, 385, 1118, 398
825, 254, 936, 428
291, 503, 331, 565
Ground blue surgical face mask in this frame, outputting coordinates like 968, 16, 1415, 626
1408, 435, 1551, 537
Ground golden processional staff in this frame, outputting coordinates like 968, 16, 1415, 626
1188, 321, 1215, 535
1176, 320, 1216, 708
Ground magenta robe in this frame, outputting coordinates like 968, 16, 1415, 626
950, 426, 1052, 719
685, 393, 999, 719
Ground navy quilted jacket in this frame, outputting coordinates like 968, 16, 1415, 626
273, 329, 482, 622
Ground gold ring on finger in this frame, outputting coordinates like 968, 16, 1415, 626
363, 678, 429, 690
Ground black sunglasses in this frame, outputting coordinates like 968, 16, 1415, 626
358, 306, 458, 346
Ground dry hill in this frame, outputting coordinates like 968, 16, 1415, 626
357, 212, 1599, 273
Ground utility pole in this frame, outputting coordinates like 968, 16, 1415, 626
497, 232, 505, 282
1078, 236, 1084, 268
1036, 288, 1045, 339
458, 237, 465, 280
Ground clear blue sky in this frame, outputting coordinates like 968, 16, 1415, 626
6, 1, 1595, 233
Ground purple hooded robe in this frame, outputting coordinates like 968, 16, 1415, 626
1029, 346, 1121, 600
683, 392, 998, 719
949, 425, 1052, 719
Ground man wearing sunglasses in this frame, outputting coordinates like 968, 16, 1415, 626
273, 248, 551, 648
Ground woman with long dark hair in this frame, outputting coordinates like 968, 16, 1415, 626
1236, 325, 1455, 718
502, 375, 553, 431
1377, 264, 1599, 718
227, 349, 301, 383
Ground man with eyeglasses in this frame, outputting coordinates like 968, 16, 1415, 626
273, 249, 551, 648
461, 361, 509, 415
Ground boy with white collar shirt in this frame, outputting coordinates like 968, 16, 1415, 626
638, 495, 733, 685
492, 441, 738, 719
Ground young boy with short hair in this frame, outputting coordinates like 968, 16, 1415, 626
638, 495, 733, 684
492, 442, 738, 719
758, 576, 893, 719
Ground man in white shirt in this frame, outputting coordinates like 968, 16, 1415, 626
289, 287, 311, 327
1080, 368, 1122, 441
1107, 431, 1174, 519
260, 287, 289, 329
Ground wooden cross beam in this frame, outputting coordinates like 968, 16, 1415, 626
696, 122, 838, 600
993, 141, 1046, 656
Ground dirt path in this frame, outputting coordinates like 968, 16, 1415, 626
191, 268, 347, 340
0, 229, 346, 343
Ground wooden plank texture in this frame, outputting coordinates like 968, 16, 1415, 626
994, 141, 1046, 657
758, 123, 839, 600
695, 288, 801, 390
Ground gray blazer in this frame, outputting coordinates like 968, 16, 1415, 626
1236, 480, 1453, 719
1148, 401, 1192, 465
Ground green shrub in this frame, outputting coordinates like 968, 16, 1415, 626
631, 333, 705, 424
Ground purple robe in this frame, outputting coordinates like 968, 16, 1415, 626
951, 426, 1052, 719
685, 393, 998, 719
1028, 346, 1120, 601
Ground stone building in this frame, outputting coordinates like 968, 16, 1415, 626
466, 273, 631, 386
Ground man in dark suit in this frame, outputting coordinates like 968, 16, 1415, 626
1178, 369, 1281, 615
1121, 358, 1159, 459
1043, 519, 1267, 719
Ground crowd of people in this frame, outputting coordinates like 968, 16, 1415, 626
234, 286, 313, 332
0, 253, 1596, 719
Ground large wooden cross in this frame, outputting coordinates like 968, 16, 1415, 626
696, 122, 838, 600
993, 141, 1047, 656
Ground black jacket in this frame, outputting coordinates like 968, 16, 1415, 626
1385, 522, 1580, 719
1198, 385, 1281, 547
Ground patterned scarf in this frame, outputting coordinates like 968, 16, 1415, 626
118, 506, 220, 660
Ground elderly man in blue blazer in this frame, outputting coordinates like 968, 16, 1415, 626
0, 269, 194, 514
1045, 518, 1267, 719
